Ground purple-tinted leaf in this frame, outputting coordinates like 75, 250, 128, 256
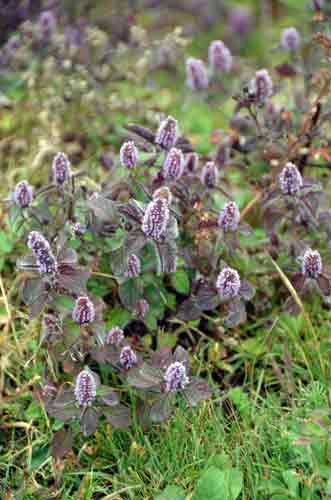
157, 240, 177, 274
90, 345, 112, 363
317, 274, 331, 296
118, 201, 144, 224
275, 63, 297, 78
173, 346, 190, 370
151, 347, 173, 369
184, 377, 212, 406
283, 296, 301, 316
46, 401, 80, 422
119, 279, 141, 310
239, 222, 252, 236
57, 265, 90, 294
98, 386, 119, 406
124, 123, 155, 143
103, 404, 131, 428
150, 395, 173, 423
239, 280, 255, 301
177, 297, 202, 321
224, 300, 246, 328
22, 277, 45, 306
196, 283, 221, 311
127, 364, 162, 389
88, 196, 117, 222
81, 407, 99, 437
123, 231, 146, 255
318, 210, 331, 227
17, 254, 37, 271
51, 427, 73, 460
291, 272, 305, 292
58, 247, 78, 265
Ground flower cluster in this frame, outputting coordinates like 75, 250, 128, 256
142, 198, 170, 240
302, 249, 322, 279
208, 40, 233, 73
279, 162, 303, 196
186, 58, 209, 91
218, 202, 240, 232
155, 116, 178, 150
74, 369, 97, 407
120, 346, 137, 370
164, 362, 189, 392
13, 180, 33, 209
248, 69, 273, 105
72, 296, 95, 325
281, 27, 301, 51
163, 148, 185, 180
27, 231, 58, 275
106, 326, 124, 346
120, 141, 138, 169
201, 161, 218, 188
126, 254, 141, 278
52, 152, 71, 186
216, 267, 241, 300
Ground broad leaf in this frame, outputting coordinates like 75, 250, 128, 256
51, 427, 73, 460
184, 377, 212, 406
193, 467, 243, 500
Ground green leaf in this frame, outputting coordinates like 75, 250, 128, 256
155, 485, 186, 500
193, 467, 243, 500
170, 270, 190, 295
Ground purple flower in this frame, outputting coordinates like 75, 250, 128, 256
74, 369, 97, 407
185, 152, 199, 174
208, 40, 233, 73
312, 0, 324, 11
120, 141, 138, 169
71, 222, 86, 236
155, 116, 178, 150
164, 362, 189, 393
142, 198, 170, 240
229, 7, 252, 36
13, 180, 33, 209
72, 296, 95, 325
279, 162, 303, 196
135, 299, 150, 319
281, 28, 301, 51
186, 58, 209, 91
106, 326, 124, 346
127, 254, 141, 278
27, 231, 57, 275
201, 161, 218, 188
52, 152, 71, 186
39, 10, 57, 38
163, 148, 185, 180
120, 346, 137, 370
216, 267, 241, 300
301, 249, 322, 279
218, 201, 240, 232
153, 186, 173, 205
215, 142, 230, 168
249, 69, 273, 105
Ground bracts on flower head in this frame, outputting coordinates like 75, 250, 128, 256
27, 231, 57, 275
186, 58, 209, 91
155, 116, 178, 150
208, 40, 233, 73
52, 152, 71, 186
279, 162, 303, 196
120, 141, 138, 169
281, 27, 301, 51
163, 148, 185, 180
72, 296, 95, 325
249, 69, 273, 105
164, 361, 189, 393
216, 267, 241, 300
13, 180, 33, 209
126, 254, 141, 278
142, 198, 170, 240
201, 161, 219, 188
120, 345, 137, 370
301, 249, 322, 279
218, 201, 240, 232
106, 326, 124, 346
74, 368, 97, 407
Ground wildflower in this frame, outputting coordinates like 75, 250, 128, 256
39, 10, 57, 38
13, 180, 33, 209
164, 362, 189, 392
218, 201, 240, 232
163, 148, 185, 180
281, 27, 301, 51
52, 152, 71, 186
312, 0, 323, 11
208, 40, 233, 73
155, 116, 178, 150
142, 198, 170, 240
215, 142, 230, 168
127, 254, 141, 278
106, 326, 124, 346
279, 162, 303, 196
216, 267, 241, 300
229, 7, 252, 36
249, 69, 273, 105
302, 249, 322, 279
201, 161, 218, 188
186, 58, 209, 91
27, 231, 57, 275
153, 186, 173, 205
74, 369, 97, 407
120, 141, 138, 169
185, 152, 199, 174
120, 346, 137, 370
135, 299, 150, 318
72, 296, 95, 325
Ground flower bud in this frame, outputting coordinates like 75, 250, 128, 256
52, 152, 71, 186
39, 10, 57, 39
281, 27, 301, 51
13, 180, 33, 209
155, 116, 178, 150
218, 201, 240, 232
249, 69, 273, 105
279, 162, 303, 196
72, 296, 95, 325
142, 198, 170, 240
119, 345, 137, 370
106, 326, 124, 346
229, 7, 252, 36
302, 249, 322, 279
74, 368, 97, 407
201, 161, 219, 188
208, 40, 233, 73
164, 361, 189, 392
186, 58, 209, 91
312, 0, 324, 10
216, 267, 241, 300
163, 147, 185, 180
127, 254, 141, 278
185, 152, 199, 174
120, 141, 138, 169
215, 142, 230, 168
